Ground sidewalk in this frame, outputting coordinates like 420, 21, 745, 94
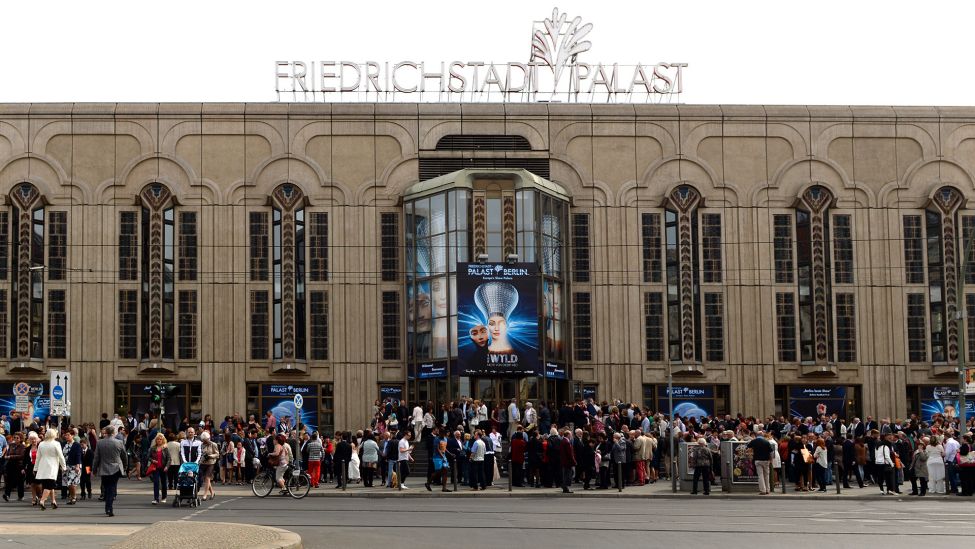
114, 477, 960, 501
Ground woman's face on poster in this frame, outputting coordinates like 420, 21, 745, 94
431, 278, 448, 316
488, 315, 507, 340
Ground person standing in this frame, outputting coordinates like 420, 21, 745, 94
304, 432, 323, 488
748, 432, 773, 495
333, 433, 352, 489
559, 430, 576, 494
468, 431, 486, 491
79, 438, 94, 500
147, 433, 169, 504
910, 440, 929, 496
62, 430, 82, 505
33, 429, 66, 510
508, 399, 521, 440
198, 431, 219, 501
92, 425, 127, 517
360, 433, 379, 488
690, 438, 712, 496
397, 431, 415, 489
3, 432, 26, 502
925, 437, 947, 494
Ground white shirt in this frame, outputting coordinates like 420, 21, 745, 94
873, 444, 892, 466
398, 438, 412, 461
488, 432, 502, 454
945, 437, 960, 461
412, 406, 423, 425
508, 403, 520, 422
525, 407, 537, 425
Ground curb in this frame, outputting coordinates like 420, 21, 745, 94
111, 521, 301, 549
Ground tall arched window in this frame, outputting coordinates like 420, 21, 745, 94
1, 182, 68, 368
116, 183, 197, 369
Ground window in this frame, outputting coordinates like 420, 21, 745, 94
701, 213, 722, 283
272, 210, 282, 358
249, 211, 268, 281
118, 289, 138, 359
0, 211, 7, 280
963, 216, 975, 284
903, 215, 924, 284
641, 213, 662, 283
47, 212, 67, 280
644, 292, 663, 361
571, 213, 591, 282
320, 383, 335, 435
968, 294, 975, 363
0, 290, 6, 358
178, 290, 196, 360
161, 208, 175, 360
774, 214, 794, 284
382, 291, 400, 360
926, 211, 946, 362
835, 293, 856, 362
833, 214, 853, 284
573, 292, 592, 361
119, 211, 138, 281
381, 212, 399, 282
309, 212, 328, 282
907, 293, 926, 363
310, 291, 328, 360
704, 292, 723, 361
47, 289, 66, 359
796, 210, 815, 362
776, 292, 796, 362
665, 210, 681, 360
178, 211, 197, 281
250, 290, 269, 360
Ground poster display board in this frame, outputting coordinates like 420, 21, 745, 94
788, 386, 847, 419
260, 384, 318, 432
457, 262, 540, 376
920, 386, 975, 422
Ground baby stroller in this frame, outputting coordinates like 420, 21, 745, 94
173, 462, 201, 508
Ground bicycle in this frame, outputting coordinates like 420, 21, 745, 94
251, 463, 310, 499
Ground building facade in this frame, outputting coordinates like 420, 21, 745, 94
0, 103, 972, 431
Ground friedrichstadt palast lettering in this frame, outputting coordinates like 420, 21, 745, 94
275, 8, 686, 102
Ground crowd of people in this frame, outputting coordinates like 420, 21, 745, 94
2, 397, 975, 517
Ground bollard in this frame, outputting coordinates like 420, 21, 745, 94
833, 461, 841, 495
781, 464, 787, 494
397, 460, 402, 492
342, 460, 347, 492
617, 462, 623, 493
452, 459, 458, 492
508, 456, 512, 492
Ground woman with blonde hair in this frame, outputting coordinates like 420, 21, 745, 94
147, 432, 170, 504
33, 428, 66, 510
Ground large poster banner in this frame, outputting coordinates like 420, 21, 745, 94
788, 386, 847, 419
920, 386, 975, 422
457, 262, 540, 376
260, 384, 318, 432
656, 385, 714, 420
730, 441, 758, 484
0, 382, 50, 422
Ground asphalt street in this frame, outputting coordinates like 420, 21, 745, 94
1, 490, 973, 548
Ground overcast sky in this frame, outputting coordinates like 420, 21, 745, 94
1, 0, 969, 105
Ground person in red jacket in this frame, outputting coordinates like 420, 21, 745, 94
559, 430, 576, 494
510, 426, 527, 487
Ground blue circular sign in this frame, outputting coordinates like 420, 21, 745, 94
52, 385, 64, 400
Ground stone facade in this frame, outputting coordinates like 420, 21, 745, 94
0, 103, 972, 429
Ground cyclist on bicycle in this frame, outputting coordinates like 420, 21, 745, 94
269, 434, 292, 495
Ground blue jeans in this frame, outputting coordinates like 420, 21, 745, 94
152, 469, 167, 501
387, 460, 396, 487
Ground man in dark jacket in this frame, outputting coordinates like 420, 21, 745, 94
545, 431, 562, 488
559, 430, 576, 493
538, 404, 552, 435
333, 433, 352, 488
92, 426, 128, 517
447, 430, 466, 485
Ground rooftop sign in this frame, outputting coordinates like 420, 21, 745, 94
275, 8, 686, 103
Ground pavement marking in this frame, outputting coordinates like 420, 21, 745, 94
0, 523, 143, 536
180, 496, 241, 521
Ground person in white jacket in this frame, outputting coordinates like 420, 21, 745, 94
34, 428, 66, 510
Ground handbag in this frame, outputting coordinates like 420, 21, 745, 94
801, 448, 813, 464
267, 453, 280, 467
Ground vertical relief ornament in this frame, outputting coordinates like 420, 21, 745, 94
11, 183, 41, 358
271, 183, 306, 361
139, 183, 174, 361
666, 185, 701, 363
799, 185, 834, 364
931, 186, 963, 362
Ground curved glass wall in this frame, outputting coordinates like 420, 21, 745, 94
404, 175, 568, 405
